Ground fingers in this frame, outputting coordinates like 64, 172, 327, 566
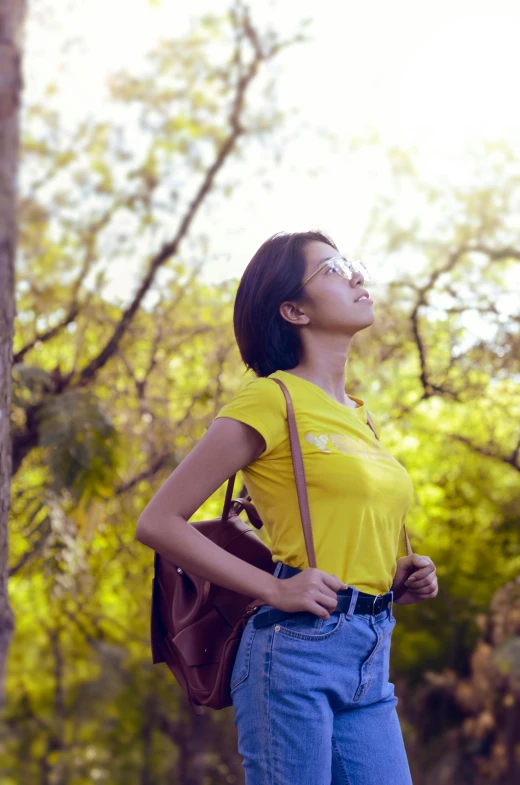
313, 588, 340, 616
315, 595, 339, 618
313, 606, 332, 620
405, 561, 436, 589
404, 555, 438, 598
313, 572, 345, 613
321, 571, 348, 593
301, 570, 342, 618
412, 554, 431, 568
413, 583, 438, 598
319, 573, 343, 617
407, 572, 438, 597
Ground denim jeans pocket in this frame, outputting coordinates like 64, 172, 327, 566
276, 610, 344, 641
230, 619, 257, 691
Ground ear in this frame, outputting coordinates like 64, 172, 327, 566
279, 300, 310, 327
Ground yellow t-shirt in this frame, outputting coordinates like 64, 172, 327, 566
214, 369, 414, 595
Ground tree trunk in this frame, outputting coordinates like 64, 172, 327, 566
0, 0, 27, 705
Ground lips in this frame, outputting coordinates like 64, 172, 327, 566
354, 289, 370, 302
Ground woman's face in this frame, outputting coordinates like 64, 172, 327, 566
281, 241, 375, 334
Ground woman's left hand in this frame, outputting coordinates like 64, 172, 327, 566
390, 553, 438, 605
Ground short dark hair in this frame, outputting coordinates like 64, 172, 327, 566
233, 230, 339, 378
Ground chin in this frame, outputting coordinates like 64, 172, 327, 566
355, 312, 376, 331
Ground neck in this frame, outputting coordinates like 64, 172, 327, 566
286, 332, 353, 405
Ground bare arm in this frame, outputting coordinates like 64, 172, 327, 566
135, 417, 279, 605
136, 416, 348, 617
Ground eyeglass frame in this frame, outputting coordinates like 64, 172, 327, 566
292, 256, 370, 296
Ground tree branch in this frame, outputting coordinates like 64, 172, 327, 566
449, 433, 520, 472
70, 11, 279, 390
14, 206, 115, 363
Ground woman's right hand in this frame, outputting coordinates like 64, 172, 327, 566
268, 568, 348, 619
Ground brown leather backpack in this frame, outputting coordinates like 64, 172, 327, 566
149, 377, 412, 714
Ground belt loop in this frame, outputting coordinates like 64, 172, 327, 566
388, 589, 394, 619
345, 587, 359, 620
273, 561, 284, 579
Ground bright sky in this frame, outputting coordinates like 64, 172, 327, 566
25, 0, 520, 306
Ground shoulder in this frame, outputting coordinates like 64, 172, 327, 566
243, 374, 284, 396
222, 374, 285, 410
214, 374, 286, 456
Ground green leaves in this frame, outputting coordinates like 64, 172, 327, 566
5, 2, 520, 780
36, 391, 119, 504
12, 364, 54, 406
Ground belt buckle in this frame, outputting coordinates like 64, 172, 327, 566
371, 593, 383, 615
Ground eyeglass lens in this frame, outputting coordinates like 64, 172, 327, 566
335, 257, 370, 281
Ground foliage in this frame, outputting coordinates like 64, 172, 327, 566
3, 3, 520, 783
402, 576, 520, 784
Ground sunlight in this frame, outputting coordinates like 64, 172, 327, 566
24, 0, 520, 294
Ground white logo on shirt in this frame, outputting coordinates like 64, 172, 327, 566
305, 432, 395, 463
304, 433, 331, 453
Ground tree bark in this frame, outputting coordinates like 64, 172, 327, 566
0, 0, 27, 705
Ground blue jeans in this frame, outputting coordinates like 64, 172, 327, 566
230, 562, 413, 785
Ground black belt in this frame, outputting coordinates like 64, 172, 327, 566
252, 563, 393, 630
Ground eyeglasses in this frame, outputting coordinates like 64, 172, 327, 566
293, 256, 370, 296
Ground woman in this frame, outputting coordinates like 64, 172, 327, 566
136, 230, 438, 785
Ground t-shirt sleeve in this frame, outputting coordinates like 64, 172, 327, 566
213, 376, 287, 457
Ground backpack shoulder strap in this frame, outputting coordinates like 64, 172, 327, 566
270, 378, 317, 569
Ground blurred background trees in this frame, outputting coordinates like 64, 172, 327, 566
1, 0, 519, 783
0, 0, 27, 708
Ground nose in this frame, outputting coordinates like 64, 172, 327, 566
350, 271, 365, 288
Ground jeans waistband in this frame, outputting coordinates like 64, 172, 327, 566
251, 562, 393, 630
